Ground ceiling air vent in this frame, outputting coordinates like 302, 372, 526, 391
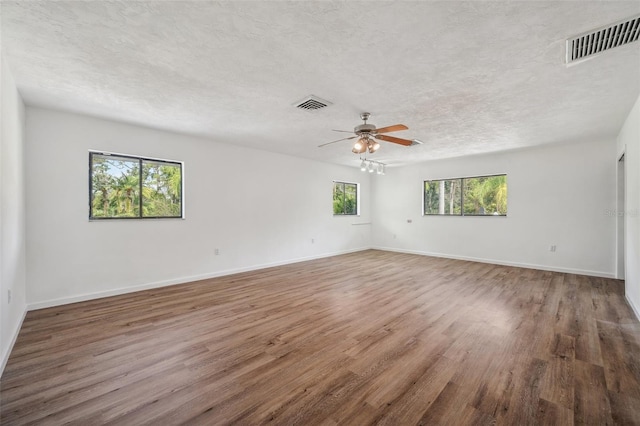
293, 95, 332, 111
566, 15, 640, 65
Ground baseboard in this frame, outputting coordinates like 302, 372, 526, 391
26, 245, 618, 311
626, 294, 640, 322
27, 247, 371, 311
372, 246, 616, 279
1, 306, 27, 378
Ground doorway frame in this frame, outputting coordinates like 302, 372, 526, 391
617, 151, 626, 280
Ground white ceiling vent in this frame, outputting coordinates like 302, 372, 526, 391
293, 95, 332, 111
566, 15, 640, 65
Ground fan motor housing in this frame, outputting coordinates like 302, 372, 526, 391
354, 124, 376, 134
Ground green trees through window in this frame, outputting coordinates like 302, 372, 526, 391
424, 175, 507, 216
424, 179, 461, 215
90, 152, 183, 219
333, 181, 358, 215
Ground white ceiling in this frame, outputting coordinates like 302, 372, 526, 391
2, 1, 639, 167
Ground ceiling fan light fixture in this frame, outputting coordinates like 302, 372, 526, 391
353, 137, 367, 154
319, 113, 412, 154
360, 160, 367, 171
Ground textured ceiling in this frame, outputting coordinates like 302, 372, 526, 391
2, 1, 639, 167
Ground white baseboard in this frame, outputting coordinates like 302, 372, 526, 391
626, 294, 640, 322
27, 247, 371, 311
372, 246, 616, 279
1, 306, 27, 378
25, 245, 620, 311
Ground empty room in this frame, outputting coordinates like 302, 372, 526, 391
1, 1, 640, 424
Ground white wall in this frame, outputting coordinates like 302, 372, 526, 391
617, 94, 640, 320
372, 138, 617, 277
0, 56, 27, 373
25, 108, 371, 308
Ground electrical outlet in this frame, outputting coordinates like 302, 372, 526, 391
549, 245, 557, 252
8, 289, 11, 304
407, 219, 412, 223
214, 248, 220, 256
311, 238, 315, 244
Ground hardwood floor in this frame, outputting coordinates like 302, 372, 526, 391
1, 250, 639, 425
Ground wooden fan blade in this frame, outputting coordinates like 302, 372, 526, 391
375, 124, 408, 134
318, 136, 357, 147
374, 134, 413, 146
332, 129, 354, 133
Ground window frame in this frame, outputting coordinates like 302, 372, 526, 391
423, 178, 462, 216
332, 181, 360, 216
423, 173, 507, 217
89, 151, 184, 220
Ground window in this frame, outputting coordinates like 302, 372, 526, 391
463, 175, 507, 216
333, 181, 358, 215
90, 152, 183, 219
424, 174, 507, 216
424, 179, 461, 215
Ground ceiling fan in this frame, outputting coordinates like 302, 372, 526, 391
318, 112, 412, 154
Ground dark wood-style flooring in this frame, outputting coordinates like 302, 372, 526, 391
1, 250, 640, 425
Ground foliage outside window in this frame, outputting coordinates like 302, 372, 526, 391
333, 181, 358, 215
424, 175, 507, 216
90, 152, 183, 219
424, 179, 461, 215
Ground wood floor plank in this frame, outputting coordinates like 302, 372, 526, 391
540, 354, 575, 410
607, 389, 640, 425
574, 359, 614, 424
537, 397, 574, 425
374, 355, 458, 425
597, 319, 640, 400
495, 355, 548, 424
417, 381, 497, 425
1, 250, 638, 425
